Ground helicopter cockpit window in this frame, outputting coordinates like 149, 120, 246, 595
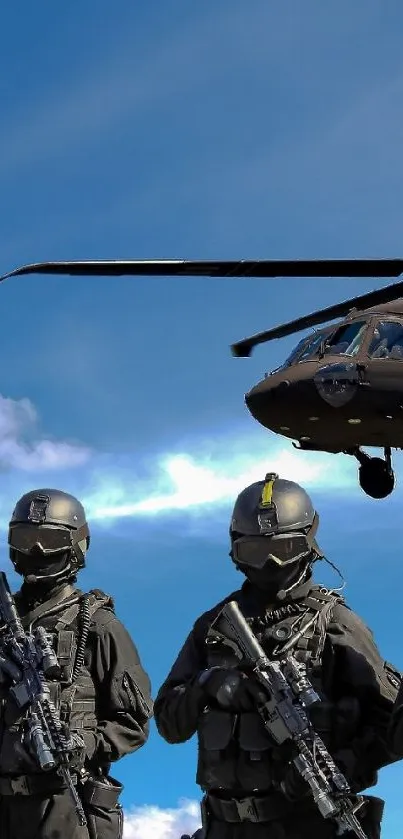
280, 336, 310, 368
322, 321, 367, 357
279, 321, 367, 368
368, 320, 403, 359
294, 330, 330, 362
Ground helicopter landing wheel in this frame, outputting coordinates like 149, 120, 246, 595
346, 446, 395, 499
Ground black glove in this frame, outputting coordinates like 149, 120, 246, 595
13, 729, 41, 772
3, 694, 25, 726
0, 653, 23, 685
64, 731, 86, 769
198, 667, 267, 712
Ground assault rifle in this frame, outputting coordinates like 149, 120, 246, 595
206, 600, 368, 839
0, 571, 86, 825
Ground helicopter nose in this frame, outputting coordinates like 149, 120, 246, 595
314, 362, 359, 408
245, 378, 291, 422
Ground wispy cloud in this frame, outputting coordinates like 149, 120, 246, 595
0, 3, 285, 176
123, 799, 200, 839
121, 782, 403, 839
83, 445, 353, 525
1, 2, 384, 180
178, 72, 403, 257
0, 394, 90, 472
0, 391, 359, 532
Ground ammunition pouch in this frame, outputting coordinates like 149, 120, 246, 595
197, 709, 275, 788
238, 712, 274, 759
80, 774, 124, 839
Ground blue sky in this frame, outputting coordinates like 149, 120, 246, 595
2, 1, 403, 836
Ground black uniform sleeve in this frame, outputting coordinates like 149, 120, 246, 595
387, 675, 403, 755
153, 624, 208, 744
86, 610, 153, 764
326, 602, 402, 773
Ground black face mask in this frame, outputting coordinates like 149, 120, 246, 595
244, 558, 310, 598
12, 547, 73, 591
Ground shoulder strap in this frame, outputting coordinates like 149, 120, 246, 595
87, 588, 115, 614
55, 589, 114, 632
278, 587, 342, 662
296, 588, 342, 665
54, 589, 114, 631
19, 585, 80, 630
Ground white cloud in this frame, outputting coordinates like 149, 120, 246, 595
123, 799, 200, 839
0, 394, 90, 472
0, 391, 361, 530
85, 445, 354, 524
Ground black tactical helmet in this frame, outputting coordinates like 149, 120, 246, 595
8, 488, 90, 573
230, 473, 323, 568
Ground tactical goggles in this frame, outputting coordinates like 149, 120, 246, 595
232, 534, 312, 569
8, 524, 73, 555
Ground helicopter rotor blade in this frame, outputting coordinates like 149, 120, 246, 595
231, 278, 403, 357
1, 257, 403, 283
2, 258, 403, 359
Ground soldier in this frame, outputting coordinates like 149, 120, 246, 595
154, 474, 401, 839
0, 488, 152, 839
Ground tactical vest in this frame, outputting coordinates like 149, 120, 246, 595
196, 586, 343, 792
0, 587, 113, 776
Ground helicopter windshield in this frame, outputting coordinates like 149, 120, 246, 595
368, 320, 403, 359
295, 329, 330, 361
321, 320, 367, 357
280, 335, 312, 367
280, 320, 367, 368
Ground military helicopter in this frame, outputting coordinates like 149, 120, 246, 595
2, 257, 403, 499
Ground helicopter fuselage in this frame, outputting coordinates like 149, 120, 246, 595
245, 350, 403, 453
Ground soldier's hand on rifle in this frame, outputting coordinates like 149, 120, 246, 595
14, 727, 42, 770
3, 694, 25, 726
65, 731, 87, 769
198, 667, 267, 712
0, 652, 23, 685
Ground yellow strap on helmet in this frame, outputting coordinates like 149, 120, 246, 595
260, 473, 278, 507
